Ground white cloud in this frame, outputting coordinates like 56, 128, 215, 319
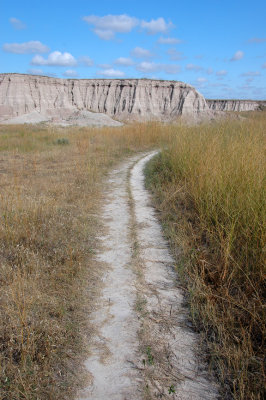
83, 14, 174, 39
115, 57, 134, 66
98, 63, 112, 69
136, 62, 159, 73
136, 62, 180, 74
158, 36, 182, 44
93, 29, 115, 40
45, 72, 58, 78
236, 84, 266, 99
197, 77, 207, 83
63, 69, 79, 77
9, 17, 26, 30
131, 47, 153, 59
195, 77, 208, 89
245, 78, 254, 84
28, 71, 57, 78
186, 64, 213, 75
167, 49, 184, 61
27, 68, 43, 75
31, 51, 77, 66
248, 37, 266, 44
3, 41, 49, 54
162, 64, 180, 74
230, 50, 244, 61
79, 56, 94, 66
186, 63, 203, 72
209, 82, 229, 88
141, 18, 173, 34
240, 71, 260, 77
83, 14, 138, 40
216, 70, 227, 76
97, 68, 125, 78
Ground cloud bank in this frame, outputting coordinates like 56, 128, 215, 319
186, 63, 203, 72
216, 70, 227, 76
79, 56, 94, 66
158, 36, 182, 44
31, 51, 77, 66
63, 69, 79, 77
230, 50, 244, 61
3, 41, 49, 54
9, 17, 26, 30
97, 68, 125, 77
131, 47, 154, 59
248, 37, 266, 44
140, 18, 173, 34
83, 15, 139, 40
136, 62, 180, 74
114, 57, 134, 66
83, 14, 174, 40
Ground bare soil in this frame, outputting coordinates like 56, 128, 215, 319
77, 152, 219, 399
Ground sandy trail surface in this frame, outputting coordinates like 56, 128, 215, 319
78, 152, 219, 400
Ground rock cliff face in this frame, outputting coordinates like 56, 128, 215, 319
207, 99, 265, 112
0, 73, 209, 123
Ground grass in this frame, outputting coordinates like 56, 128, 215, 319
0, 113, 265, 399
145, 111, 265, 399
0, 122, 170, 400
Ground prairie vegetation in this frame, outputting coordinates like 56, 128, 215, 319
146, 111, 266, 399
0, 112, 265, 400
0, 123, 169, 400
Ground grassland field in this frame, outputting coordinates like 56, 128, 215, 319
0, 112, 265, 400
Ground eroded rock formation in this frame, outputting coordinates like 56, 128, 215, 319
0, 73, 209, 123
207, 99, 265, 112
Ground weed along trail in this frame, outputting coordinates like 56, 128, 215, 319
78, 151, 219, 400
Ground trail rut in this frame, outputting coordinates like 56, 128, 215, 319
78, 152, 219, 400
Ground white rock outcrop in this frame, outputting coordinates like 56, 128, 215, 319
207, 99, 265, 112
0, 73, 209, 123
1, 109, 123, 127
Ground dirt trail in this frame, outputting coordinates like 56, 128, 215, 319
78, 152, 219, 400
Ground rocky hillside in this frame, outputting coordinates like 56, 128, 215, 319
207, 99, 265, 112
0, 73, 209, 123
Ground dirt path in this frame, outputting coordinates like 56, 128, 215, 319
78, 152, 219, 400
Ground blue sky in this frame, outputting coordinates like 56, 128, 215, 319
1, 0, 266, 99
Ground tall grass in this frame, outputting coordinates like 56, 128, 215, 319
1, 116, 264, 399
146, 112, 265, 399
0, 122, 171, 400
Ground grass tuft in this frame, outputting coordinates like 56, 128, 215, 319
55, 138, 69, 145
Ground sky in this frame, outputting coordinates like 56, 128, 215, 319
1, 0, 266, 99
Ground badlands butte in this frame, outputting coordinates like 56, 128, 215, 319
0, 73, 265, 125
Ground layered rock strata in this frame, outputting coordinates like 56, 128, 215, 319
0, 73, 208, 123
207, 99, 265, 112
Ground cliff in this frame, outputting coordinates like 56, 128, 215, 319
207, 99, 266, 112
0, 73, 208, 123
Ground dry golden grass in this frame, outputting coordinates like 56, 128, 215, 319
1, 114, 265, 399
145, 111, 266, 399
0, 122, 170, 400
